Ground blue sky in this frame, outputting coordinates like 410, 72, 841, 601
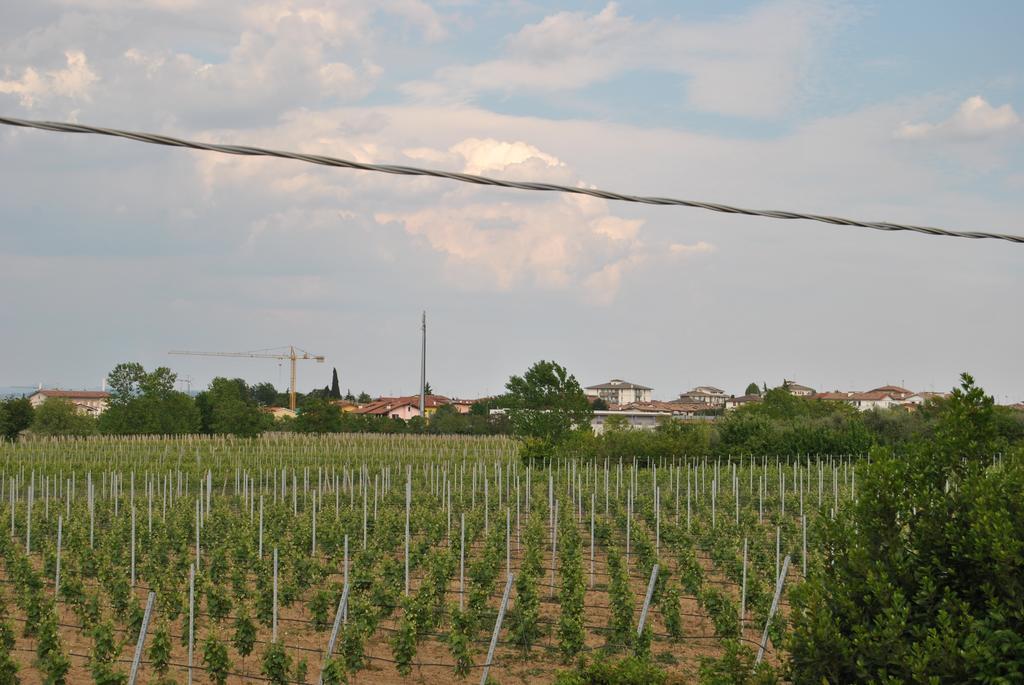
1, 0, 1021, 403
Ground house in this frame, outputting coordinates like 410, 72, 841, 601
263, 407, 297, 420
678, 386, 729, 406
867, 385, 915, 401
353, 394, 451, 420
28, 389, 110, 416
449, 399, 477, 415
620, 400, 711, 418
591, 409, 670, 434
724, 394, 762, 411
584, 379, 652, 405
901, 391, 949, 407
815, 389, 907, 411
330, 399, 359, 412
783, 380, 816, 397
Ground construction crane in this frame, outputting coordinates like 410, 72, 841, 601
169, 346, 325, 411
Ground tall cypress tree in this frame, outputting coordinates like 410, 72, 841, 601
330, 368, 341, 399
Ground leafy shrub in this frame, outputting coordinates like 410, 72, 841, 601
553, 656, 672, 685
789, 374, 1024, 683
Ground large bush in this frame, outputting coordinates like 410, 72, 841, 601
788, 373, 1024, 683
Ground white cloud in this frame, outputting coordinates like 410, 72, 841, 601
450, 138, 564, 176
895, 96, 1021, 141
669, 241, 716, 256
403, 1, 843, 118
0, 50, 98, 108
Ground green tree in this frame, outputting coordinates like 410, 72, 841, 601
296, 397, 343, 433
505, 360, 592, 446
106, 362, 147, 404
31, 398, 96, 437
356, 392, 372, 404
250, 382, 279, 407
744, 382, 760, 396
99, 363, 199, 435
789, 373, 1024, 684
423, 381, 433, 395
198, 378, 271, 437
602, 414, 630, 433
0, 397, 33, 441
427, 404, 469, 434
330, 369, 341, 399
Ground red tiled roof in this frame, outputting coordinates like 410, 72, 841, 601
354, 394, 451, 415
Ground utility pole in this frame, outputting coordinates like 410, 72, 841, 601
419, 311, 426, 417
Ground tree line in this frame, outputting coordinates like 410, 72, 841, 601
2, 361, 1022, 455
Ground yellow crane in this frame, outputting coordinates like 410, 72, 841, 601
169, 346, 325, 411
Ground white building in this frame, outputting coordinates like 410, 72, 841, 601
29, 389, 110, 416
783, 380, 816, 397
584, 379, 652, 405
678, 386, 729, 406
724, 394, 762, 411
590, 409, 669, 434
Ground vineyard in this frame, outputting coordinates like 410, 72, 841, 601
0, 433, 857, 684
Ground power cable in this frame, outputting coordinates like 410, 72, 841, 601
1, 115, 1020, 244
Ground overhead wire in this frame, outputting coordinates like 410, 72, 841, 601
0, 115, 1021, 244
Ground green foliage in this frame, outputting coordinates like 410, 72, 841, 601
0, 397, 33, 441
505, 360, 592, 447
99, 362, 199, 435
307, 589, 333, 631
232, 608, 257, 660
203, 633, 231, 685
296, 397, 344, 433
698, 640, 776, 685
389, 616, 416, 677
293, 657, 308, 684
35, 613, 69, 685
198, 378, 273, 437
330, 368, 341, 400
148, 622, 172, 676
745, 382, 761, 396
0, 614, 18, 685
31, 398, 97, 437
715, 388, 871, 456
553, 656, 670, 685
250, 382, 280, 407
448, 606, 474, 679
320, 657, 347, 685
660, 587, 683, 641
789, 373, 1024, 684
260, 641, 292, 685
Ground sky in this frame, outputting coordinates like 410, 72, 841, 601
0, 0, 1022, 404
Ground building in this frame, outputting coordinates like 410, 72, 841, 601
263, 407, 297, 420
901, 391, 950, 407
678, 386, 729, 406
331, 399, 359, 413
814, 387, 918, 411
783, 380, 816, 397
591, 409, 670, 434
584, 379, 652, 405
867, 385, 914, 401
620, 400, 711, 417
724, 394, 762, 411
353, 394, 451, 420
28, 389, 110, 416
